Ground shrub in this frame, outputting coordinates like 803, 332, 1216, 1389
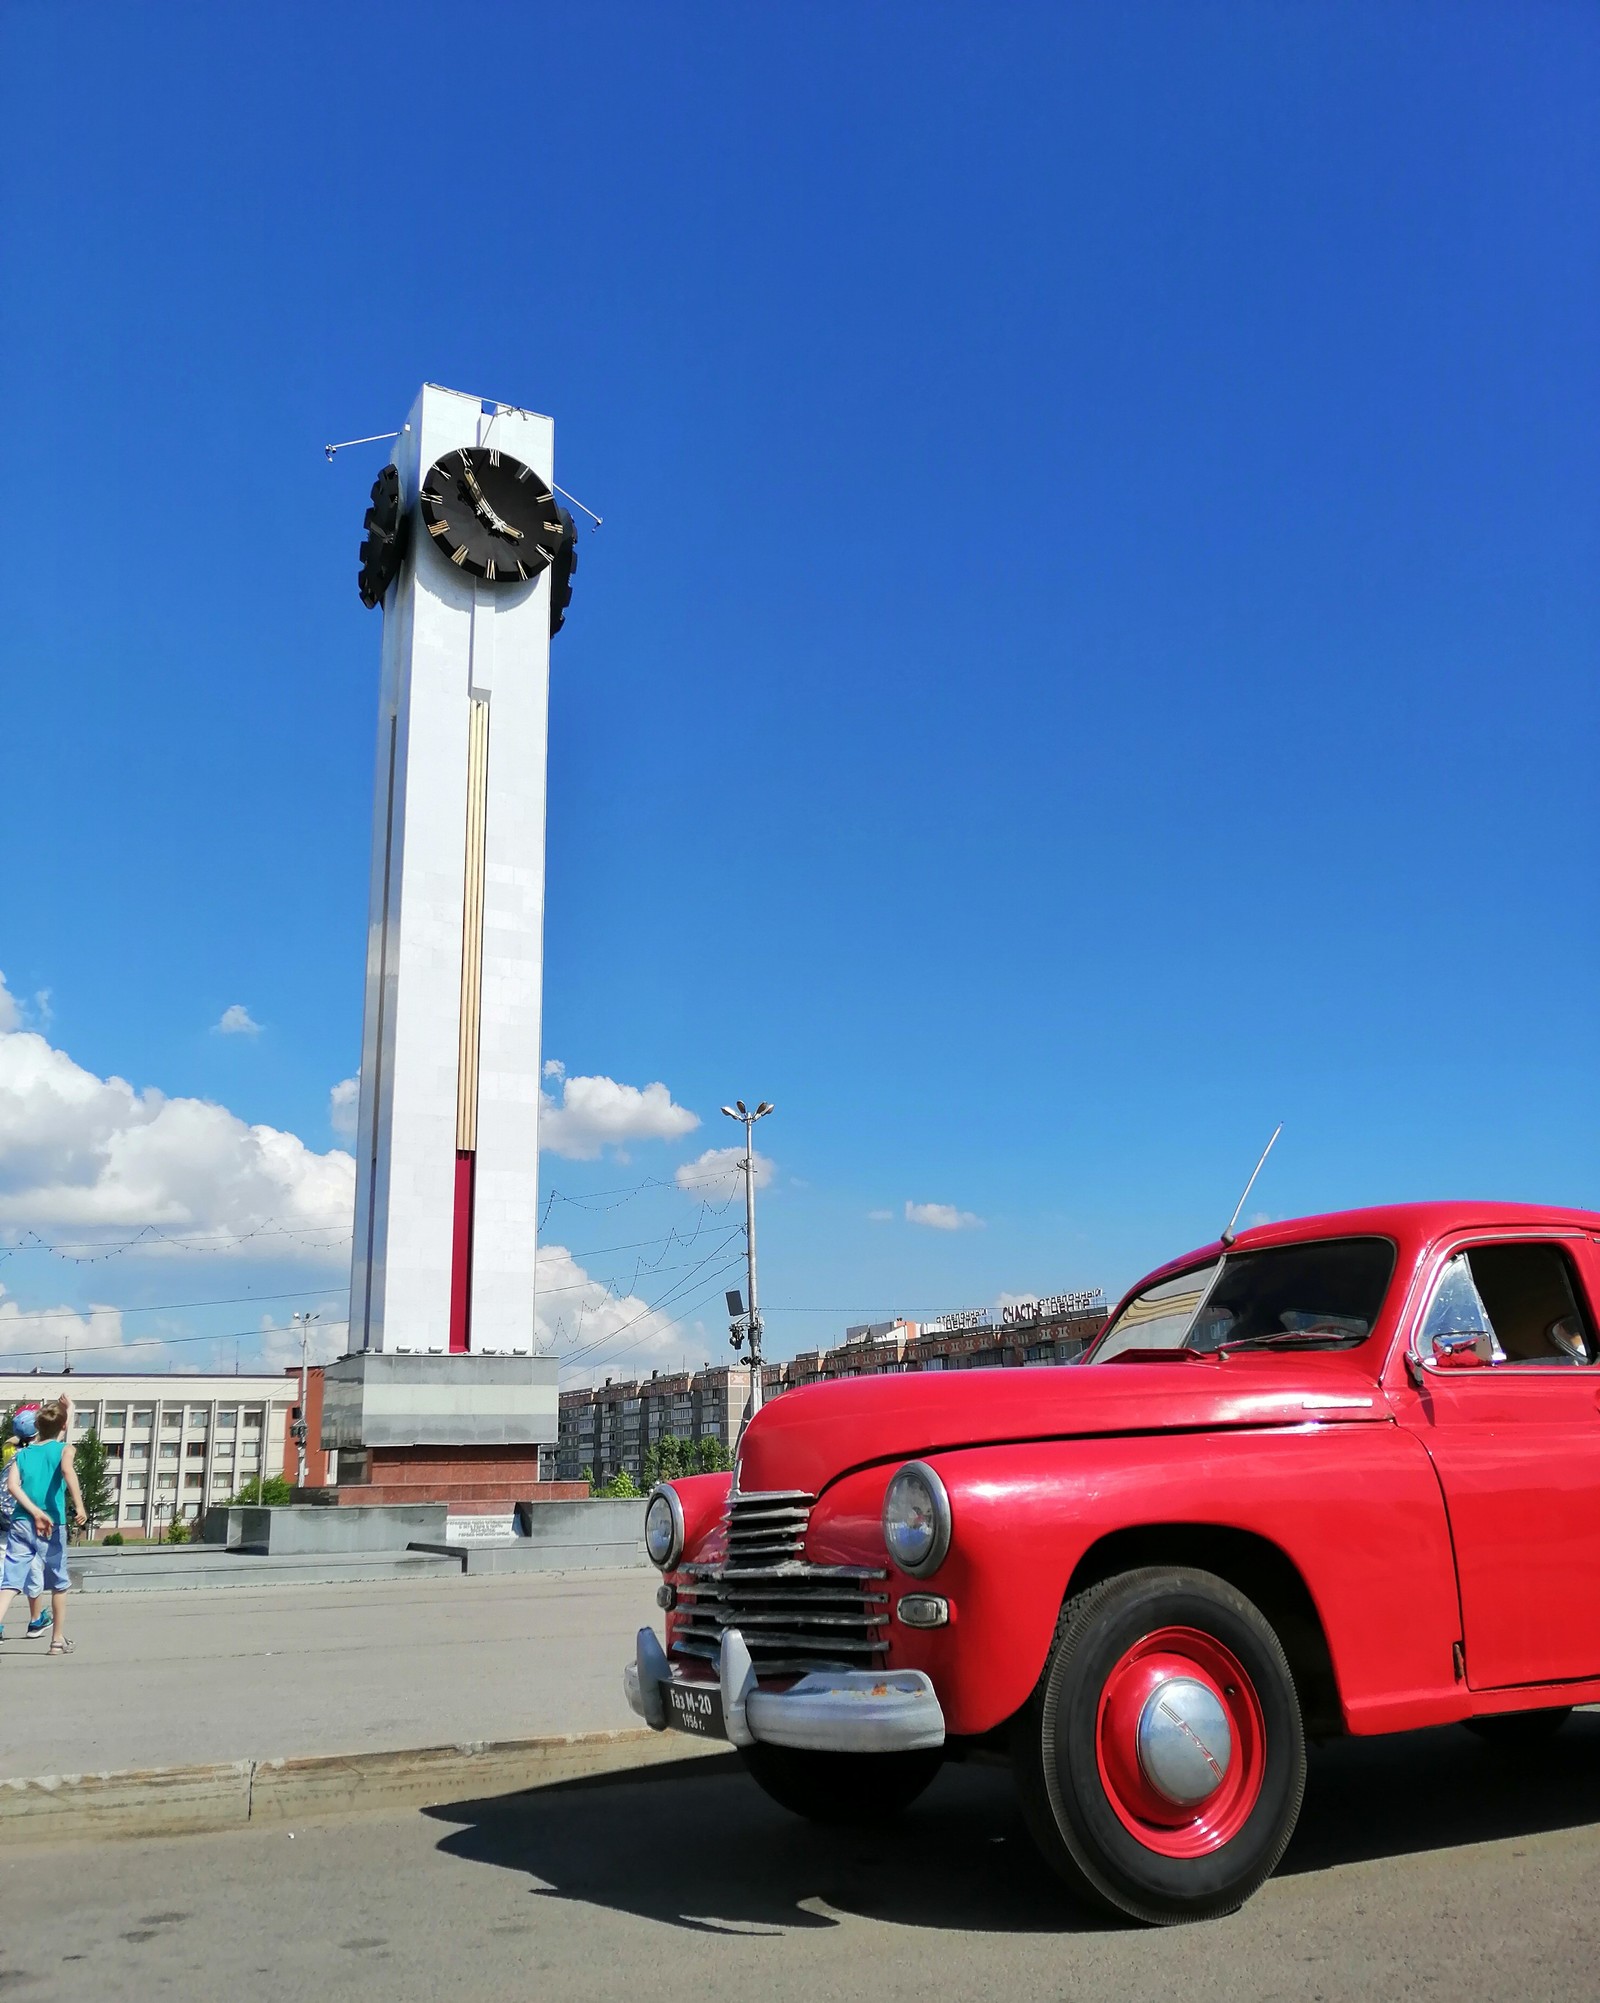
103, 1531, 125, 1546
165, 1515, 191, 1544
226, 1474, 294, 1508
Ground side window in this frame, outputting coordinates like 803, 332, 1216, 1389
1418, 1245, 1595, 1367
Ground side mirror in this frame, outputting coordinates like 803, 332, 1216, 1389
1425, 1330, 1496, 1371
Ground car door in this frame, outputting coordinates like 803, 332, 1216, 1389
1392, 1232, 1600, 1690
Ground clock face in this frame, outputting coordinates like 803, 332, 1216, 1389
357, 464, 408, 609
420, 447, 568, 585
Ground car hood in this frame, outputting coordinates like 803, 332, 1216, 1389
735, 1354, 1386, 1497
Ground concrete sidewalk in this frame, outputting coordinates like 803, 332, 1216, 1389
0, 1568, 660, 1781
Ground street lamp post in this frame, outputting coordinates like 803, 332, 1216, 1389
291, 1311, 319, 1489
720, 1100, 773, 1443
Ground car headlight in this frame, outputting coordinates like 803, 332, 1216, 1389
644, 1484, 684, 1570
882, 1461, 951, 1577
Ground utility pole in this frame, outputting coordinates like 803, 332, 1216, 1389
291, 1311, 319, 1489
720, 1101, 773, 1442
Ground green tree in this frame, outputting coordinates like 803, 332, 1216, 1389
692, 1436, 733, 1474
593, 1466, 640, 1499
639, 1435, 733, 1488
72, 1425, 115, 1538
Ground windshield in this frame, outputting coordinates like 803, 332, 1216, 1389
1090, 1237, 1396, 1362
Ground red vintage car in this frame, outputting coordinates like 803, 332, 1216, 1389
625, 1201, 1600, 1922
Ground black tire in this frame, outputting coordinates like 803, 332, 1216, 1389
739, 1742, 943, 1825
1465, 1707, 1573, 1748
1014, 1566, 1307, 1925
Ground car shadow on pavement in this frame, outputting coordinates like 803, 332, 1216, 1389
425, 1756, 1102, 1937
425, 1715, 1600, 1937
1285, 1712, 1600, 1877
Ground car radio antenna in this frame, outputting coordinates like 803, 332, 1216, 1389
1220, 1124, 1283, 1247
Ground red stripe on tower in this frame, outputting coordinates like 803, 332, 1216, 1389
448, 1150, 475, 1353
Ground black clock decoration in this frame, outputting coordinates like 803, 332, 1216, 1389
357, 464, 408, 609
420, 447, 569, 586
548, 504, 577, 636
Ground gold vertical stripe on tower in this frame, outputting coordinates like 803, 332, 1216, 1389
456, 697, 490, 1151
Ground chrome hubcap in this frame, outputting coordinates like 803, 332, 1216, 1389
1136, 1675, 1233, 1805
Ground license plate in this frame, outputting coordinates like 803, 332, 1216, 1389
664, 1680, 726, 1739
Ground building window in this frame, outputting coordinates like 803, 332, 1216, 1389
186, 1406, 209, 1428
131, 1407, 154, 1431
217, 1408, 237, 1428
184, 1473, 203, 1490
186, 1442, 206, 1460
159, 1443, 179, 1461
242, 1411, 263, 1430
157, 1473, 177, 1490
125, 1475, 146, 1493
129, 1443, 150, 1461
162, 1411, 182, 1431
104, 1407, 127, 1430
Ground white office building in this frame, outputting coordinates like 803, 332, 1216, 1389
0, 1373, 295, 1534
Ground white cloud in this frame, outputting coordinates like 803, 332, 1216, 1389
0, 993, 354, 1260
675, 1145, 773, 1194
542, 1058, 566, 1081
0, 980, 53, 1036
537, 1241, 713, 1388
0, 1286, 126, 1362
539, 1072, 699, 1160
215, 1005, 261, 1037
905, 1199, 984, 1232
867, 1208, 894, 1223
329, 1076, 360, 1139
252, 1310, 350, 1371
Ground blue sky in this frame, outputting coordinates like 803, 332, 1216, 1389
1, 3, 1595, 1380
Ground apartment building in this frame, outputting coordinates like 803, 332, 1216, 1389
557, 1294, 1106, 1485
0, 1372, 296, 1534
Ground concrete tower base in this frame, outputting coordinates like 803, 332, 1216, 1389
320, 1353, 571, 1520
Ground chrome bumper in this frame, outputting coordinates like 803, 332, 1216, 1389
624, 1625, 946, 1754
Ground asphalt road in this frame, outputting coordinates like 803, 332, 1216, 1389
8, 1716, 1600, 2002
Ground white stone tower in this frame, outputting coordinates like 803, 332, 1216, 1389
348, 384, 556, 1360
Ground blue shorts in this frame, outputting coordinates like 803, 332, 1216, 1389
1, 1517, 68, 1595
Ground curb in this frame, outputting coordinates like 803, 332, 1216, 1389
0, 1728, 721, 1847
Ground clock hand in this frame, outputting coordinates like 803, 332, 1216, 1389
458, 454, 524, 541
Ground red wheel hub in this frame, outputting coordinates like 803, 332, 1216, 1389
1094, 1625, 1265, 1858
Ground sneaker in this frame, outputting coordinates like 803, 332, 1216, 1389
26, 1614, 51, 1637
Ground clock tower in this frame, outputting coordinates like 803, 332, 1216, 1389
323, 385, 573, 1494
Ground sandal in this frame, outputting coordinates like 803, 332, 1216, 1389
48, 1639, 74, 1656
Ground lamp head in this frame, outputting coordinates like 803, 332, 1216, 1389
754, 1102, 774, 1118
736, 1100, 748, 1116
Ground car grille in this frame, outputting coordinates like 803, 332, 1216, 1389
673, 1488, 889, 1679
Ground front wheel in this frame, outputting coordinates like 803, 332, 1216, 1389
1015, 1566, 1306, 1924
739, 1742, 943, 1825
